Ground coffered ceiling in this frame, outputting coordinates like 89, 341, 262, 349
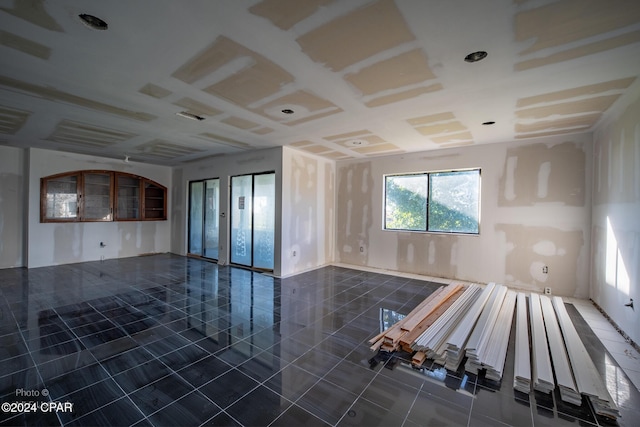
1, 0, 639, 165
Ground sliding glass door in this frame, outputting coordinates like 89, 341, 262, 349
188, 178, 220, 260
230, 172, 275, 270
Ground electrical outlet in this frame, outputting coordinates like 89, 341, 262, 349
544, 287, 551, 295
293, 250, 296, 257
542, 266, 548, 274
360, 246, 364, 253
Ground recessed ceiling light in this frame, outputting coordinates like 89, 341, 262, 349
464, 51, 488, 63
281, 109, 294, 115
176, 111, 205, 121
78, 14, 108, 30
482, 121, 496, 125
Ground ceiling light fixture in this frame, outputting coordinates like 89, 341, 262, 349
464, 51, 487, 63
78, 14, 109, 30
176, 111, 205, 121
482, 121, 496, 125
281, 109, 294, 115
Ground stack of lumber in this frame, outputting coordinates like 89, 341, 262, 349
368, 282, 622, 422
539, 295, 581, 405
552, 296, 619, 419
444, 283, 497, 370
413, 285, 483, 364
368, 283, 465, 355
529, 293, 555, 393
513, 292, 531, 393
464, 285, 508, 374
483, 290, 517, 381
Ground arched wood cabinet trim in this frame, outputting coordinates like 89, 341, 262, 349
40, 170, 167, 222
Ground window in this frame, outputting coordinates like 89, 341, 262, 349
384, 169, 480, 234
41, 170, 166, 222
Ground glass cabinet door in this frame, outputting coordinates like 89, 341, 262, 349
44, 174, 79, 220
116, 175, 141, 220
83, 172, 112, 221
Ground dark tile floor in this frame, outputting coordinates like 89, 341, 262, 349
0, 254, 638, 426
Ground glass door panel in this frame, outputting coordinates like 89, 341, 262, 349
253, 173, 275, 270
189, 181, 204, 256
204, 179, 219, 259
230, 172, 274, 270
189, 179, 220, 260
231, 175, 253, 266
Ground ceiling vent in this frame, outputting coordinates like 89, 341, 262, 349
176, 111, 205, 121
345, 140, 368, 147
78, 14, 108, 30
464, 51, 487, 63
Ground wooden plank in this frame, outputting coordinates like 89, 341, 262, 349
445, 283, 497, 370
529, 293, 554, 393
552, 296, 619, 418
367, 285, 446, 345
539, 295, 580, 405
369, 337, 384, 352
465, 285, 508, 355
383, 327, 407, 345
514, 292, 531, 393
400, 284, 461, 331
483, 290, 517, 381
399, 287, 466, 349
447, 282, 496, 349
414, 285, 482, 359
412, 351, 427, 367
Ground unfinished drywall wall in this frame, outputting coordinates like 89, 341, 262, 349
591, 92, 640, 345
26, 148, 172, 268
499, 142, 585, 206
496, 225, 584, 295
171, 147, 283, 275
335, 134, 592, 297
336, 160, 374, 267
0, 146, 25, 268
281, 146, 335, 276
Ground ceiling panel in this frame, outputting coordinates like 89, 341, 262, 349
0, 0, 637, 165
47, 120, 136, 148
0, 105, 30, 135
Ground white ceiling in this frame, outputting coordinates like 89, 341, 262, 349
1, 0, 639, 166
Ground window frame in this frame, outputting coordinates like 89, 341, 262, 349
383, 168, 481, 235
40, 170, 167, 223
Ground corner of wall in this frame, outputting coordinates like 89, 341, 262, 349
589, 90, 640, 344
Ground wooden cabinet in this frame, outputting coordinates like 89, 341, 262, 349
41, 171, 167, 222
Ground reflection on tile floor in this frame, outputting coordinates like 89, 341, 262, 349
1, 254, 639, 426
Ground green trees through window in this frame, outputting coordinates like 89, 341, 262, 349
384, 169, 480, 234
